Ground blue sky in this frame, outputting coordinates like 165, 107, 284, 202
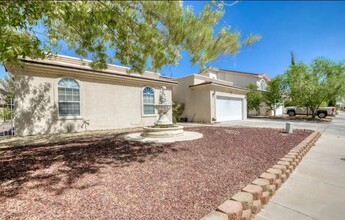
1, 1, 345, 79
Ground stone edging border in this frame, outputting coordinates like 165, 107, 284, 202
201, 131, 321, 220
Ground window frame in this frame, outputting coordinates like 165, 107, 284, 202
260, 79, 267, 91
57, 78, 82, 118
142, 86, 156, 117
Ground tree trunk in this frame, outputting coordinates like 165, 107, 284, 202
310, 108, 316, 119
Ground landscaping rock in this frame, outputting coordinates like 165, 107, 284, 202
260, 191, 270, 204
251, 200, 262, 214
280, 157, 294, 165
241, 209, 252, 220
231, 192, 254, 210
281, 173, 287, 182
288, 153, 301, 160
259, 172, 276, 184
277, 161, 290, 169
217, 200, 243, 220
284, 154, 296, 161
252, 178, 269, 191
267, 168, 282, 179
289, 149, 301, 154
0, 126, 313, 220
272, 164, 287, 174
268, 184, 276, 195
274, 178, 282, 189
242, 184, 263, 200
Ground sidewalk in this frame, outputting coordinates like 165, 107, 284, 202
254, 112, 345, 220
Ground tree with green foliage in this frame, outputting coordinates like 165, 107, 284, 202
246, 83, 262, 115
311, 58, 345, 106
283, 57, 345, 118
290, 51, 296, 66
262, 76, 284, 117
0, 1, 260, 73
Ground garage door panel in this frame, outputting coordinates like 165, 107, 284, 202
216, 96, 243, 121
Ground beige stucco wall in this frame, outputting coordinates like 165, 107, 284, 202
12, 66, 174, 136
173, 75, 212, 123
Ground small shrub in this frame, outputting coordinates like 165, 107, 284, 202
0, 108, 14, 121
152, 124, 177, 128
64, 123, 75, 133
172, 102, 184, 124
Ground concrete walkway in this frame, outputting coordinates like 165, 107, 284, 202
220, 113, 345, 220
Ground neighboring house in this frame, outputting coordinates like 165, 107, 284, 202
200, 67, 270, 91
4, 55, 176, 136
173, 67, 274, 123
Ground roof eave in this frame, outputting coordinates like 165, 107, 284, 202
11, 60, 178, 86
189, 82, 248, 93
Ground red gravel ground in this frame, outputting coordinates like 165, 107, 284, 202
0, 127, 312, 220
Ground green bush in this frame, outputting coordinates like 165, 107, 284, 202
172, 102, 184, 124
64, 123, 75, 133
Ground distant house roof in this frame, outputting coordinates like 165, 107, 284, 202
189, 81, 248, 92
201, 67, 270, 81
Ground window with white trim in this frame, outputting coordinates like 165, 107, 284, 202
260, 79, 267, 91
143, 87, 155, 115
58, 78, 80, 116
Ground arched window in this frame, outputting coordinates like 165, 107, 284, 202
143, 87, 155, 115
58, 78, 80, 116
260, 79, 267, 91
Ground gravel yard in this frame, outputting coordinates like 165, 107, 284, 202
0, 127, 312, 220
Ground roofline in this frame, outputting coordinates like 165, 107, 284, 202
189, 81, 248, 91
15, 60, 177, 85
202, 66, 270, 79
174, 74, 198, 80
176, 74, 234, 86
48, 54, 160, 75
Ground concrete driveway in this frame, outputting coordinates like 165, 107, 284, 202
221, 113, 345, 220
218, 117, 331, 132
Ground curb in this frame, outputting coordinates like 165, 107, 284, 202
200, 131, 321, 220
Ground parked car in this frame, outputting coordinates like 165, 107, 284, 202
285, 106, 335, 118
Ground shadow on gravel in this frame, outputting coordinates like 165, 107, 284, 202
0, 132, 173, 197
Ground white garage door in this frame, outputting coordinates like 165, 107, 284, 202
216, 96, 243, 121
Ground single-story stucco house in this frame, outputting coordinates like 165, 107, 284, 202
172, 67, 272, 123
4, 55, 177, 136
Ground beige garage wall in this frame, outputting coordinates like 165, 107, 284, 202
173, 75, 212, 123
13, 69, 173, 136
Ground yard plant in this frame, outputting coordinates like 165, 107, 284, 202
172, 102, 185, 123
246, 83, 262, 115
263, 76, 284, 117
